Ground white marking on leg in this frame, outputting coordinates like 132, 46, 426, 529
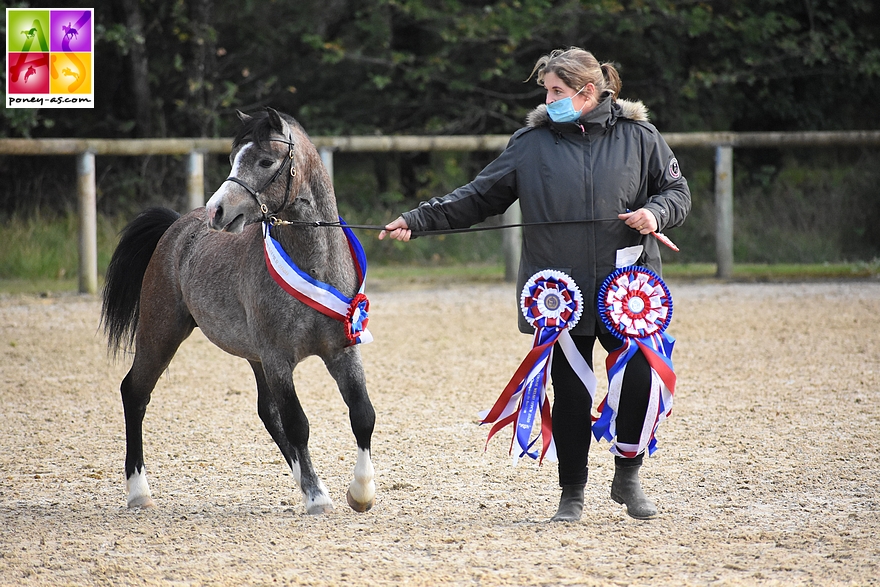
347, 447, 375, 506
126, 467, 155, 508
289, 458, 333, 514
289, 457, 302, 488
305, 479, 334, 515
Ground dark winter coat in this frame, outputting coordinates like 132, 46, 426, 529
401, 94, 691, 336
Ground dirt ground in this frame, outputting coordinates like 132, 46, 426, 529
1, 277, 878, 586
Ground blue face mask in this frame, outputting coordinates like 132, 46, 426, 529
546, 86, 586, 123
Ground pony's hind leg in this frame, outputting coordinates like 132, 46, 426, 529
119, 326, 193, 508
122, 305, 195, 508
101, 206, 189, 509
121, 366, 158, 509
324, 348, 376, 512
250, 361, 334, 515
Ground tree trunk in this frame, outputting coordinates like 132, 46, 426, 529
119, 0, 152, 137
190, 0, 216, 136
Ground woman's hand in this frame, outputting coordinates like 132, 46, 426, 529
619, 209, 658, 235
378, 217, 412, 242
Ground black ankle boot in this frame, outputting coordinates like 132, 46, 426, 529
551, 484, 585, 522
610, 462, 657, 519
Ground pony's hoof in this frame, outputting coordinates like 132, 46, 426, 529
306, 503, 335, 515
346, 489, 374, 512
126, 495, 156, 509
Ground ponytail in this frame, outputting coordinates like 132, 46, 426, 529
600, 62, 622, 101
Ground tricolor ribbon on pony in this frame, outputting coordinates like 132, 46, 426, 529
263, 218, 373, 346
478, 270, 596, 465
594, 261, 676, 458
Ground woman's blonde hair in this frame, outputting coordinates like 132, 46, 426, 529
528, 47, 622, 101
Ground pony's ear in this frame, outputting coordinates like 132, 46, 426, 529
236, 110, 252, 123
266, 107, 285, 134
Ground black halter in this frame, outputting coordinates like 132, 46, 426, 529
223, 134, 297, 223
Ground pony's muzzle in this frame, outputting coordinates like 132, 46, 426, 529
205, 196, 247, 234
205, 200, 224, 230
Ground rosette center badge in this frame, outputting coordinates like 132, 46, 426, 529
521, 269, 583, 331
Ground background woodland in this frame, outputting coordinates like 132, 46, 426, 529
2, 0, 879, 266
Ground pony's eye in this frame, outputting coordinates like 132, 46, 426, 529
259, 159, 275, 168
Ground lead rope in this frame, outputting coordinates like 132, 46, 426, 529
269, 217, 623, 237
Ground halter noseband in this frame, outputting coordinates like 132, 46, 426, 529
223, 133, 298, 223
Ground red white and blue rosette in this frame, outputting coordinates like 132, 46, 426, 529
594, 266, 676, 457
480, 270, 596, 464
521, 270, 583, 332
598, 265, 672, 340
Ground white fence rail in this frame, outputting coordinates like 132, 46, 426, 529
2, 130, 879, 293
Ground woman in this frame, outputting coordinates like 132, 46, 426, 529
380, 47, 690, 521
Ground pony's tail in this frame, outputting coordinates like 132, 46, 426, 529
101, 207, 180, 358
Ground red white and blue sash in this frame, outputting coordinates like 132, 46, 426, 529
263, 219, 372, 346
595, 264, 675, 457
479, 270, 596, 464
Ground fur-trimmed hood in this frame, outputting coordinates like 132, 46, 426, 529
526, 96, 649, 129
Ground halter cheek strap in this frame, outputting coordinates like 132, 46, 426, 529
223, 133, 298, 222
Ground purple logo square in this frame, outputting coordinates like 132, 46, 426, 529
49, 9, 92, 52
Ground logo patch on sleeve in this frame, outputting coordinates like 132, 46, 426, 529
668, 158, 681, 179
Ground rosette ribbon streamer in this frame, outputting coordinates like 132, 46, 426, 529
479, 270, 596, 464
595, 263, 675, 457
263, 218, 372, 346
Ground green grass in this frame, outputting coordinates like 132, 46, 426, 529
2, 261, 877, 297
661, 261, 880, 281
368, 263, 507, 290
0, 278, 81, 296
0, 214, 126, 281
0, 213, 877, 296
370, 260, 880, 288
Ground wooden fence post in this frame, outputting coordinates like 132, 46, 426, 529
502, 201, 521, 282
77, 151, 97, 294
320, 147, 334, 183
715, 145, 734, 278
187, 150, 205, 210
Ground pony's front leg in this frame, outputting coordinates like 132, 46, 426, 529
346, 446, 376, 512
324, 348, 376, 512
252, 361, 334, 515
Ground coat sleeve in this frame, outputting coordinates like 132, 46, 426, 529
401, 136, 521, 233
641, 131, 691, 232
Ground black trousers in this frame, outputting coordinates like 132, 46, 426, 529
550, 332, 651, 486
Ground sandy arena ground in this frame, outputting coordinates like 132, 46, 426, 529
1, 278, 878, 586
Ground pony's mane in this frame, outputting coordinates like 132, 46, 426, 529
232, 110, 305, 151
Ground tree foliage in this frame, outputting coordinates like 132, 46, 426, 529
2, 1, 879, 263
2, 0, 879, 139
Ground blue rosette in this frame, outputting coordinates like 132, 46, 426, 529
598, 266, 673, 340
594, 265, 676, 458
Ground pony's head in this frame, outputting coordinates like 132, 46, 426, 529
206, 107, 327, 233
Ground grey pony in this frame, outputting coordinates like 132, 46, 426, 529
101, 108, 376, 515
